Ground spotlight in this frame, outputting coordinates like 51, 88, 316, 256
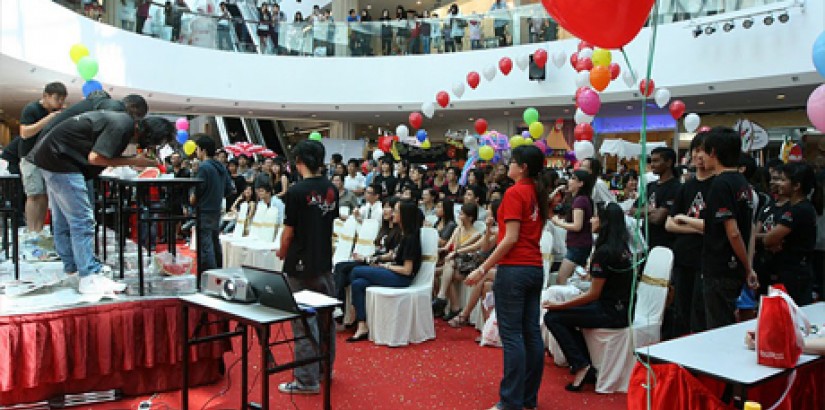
693, 26, 703, 38
704, 25, 716, 35
742, 18, 754, 29
764, 14, 774, 25
778, 11, 789, 23
723, 21, 735, 32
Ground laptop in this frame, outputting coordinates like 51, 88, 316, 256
241, 266, 301, 314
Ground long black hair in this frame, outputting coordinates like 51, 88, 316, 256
571, 169, 594, 198
594, 202, 629, 262
781, 162, 824, 215
439, 198, 455, 226
399, 200, 423, 237
511, 145, 549, 221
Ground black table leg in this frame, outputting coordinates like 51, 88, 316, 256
12, 210, 18, 280
260, 325, 269, 410
321, 308, 333, 410
181, 303, 190, 410
117, 184, 126, 280
241, 323, 249, 410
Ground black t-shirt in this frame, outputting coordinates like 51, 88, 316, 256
755, 199, 787, 271
284, 176, 339, 278
701, 171, 754, 279
670, 176, 713, 268
440, 183, 464, 203
18, 101, 50, 158
27, 111, 135, 179
394, 234, 422, 278
39, 96, 125, 143
231, 174, 246, 202
590, 246, 633, 305
373, 174, 397, 198
1, 137, 21, 165
195, 159, 233, 213
773, 200, 818, 268
642, 177, 681, 249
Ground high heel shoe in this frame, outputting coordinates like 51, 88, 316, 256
565, 366, 597, 392
345, 332, 370, 343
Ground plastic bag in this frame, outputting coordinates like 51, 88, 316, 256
480, 310, 502, 348
152, 252, 193, 276
756, 286, 811, 368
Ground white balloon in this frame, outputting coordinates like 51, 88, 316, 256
578, 48, 594, 60
372, 150, 384, 161
516, 54, 530, 71
452, 82, 465, 99
654, 88, 672, 109
552, 50, 566, 68
396, 124, 409, 139
574, 108, 594, 125
573, 141, 595, 160
463, 135, 479, 150
421, 102, 436, 119
483, 65, 497, 81
575, 70, 591, 88
622, 68, 637, 88
684, 113, 701, 133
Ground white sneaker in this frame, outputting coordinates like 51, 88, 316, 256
79, 274, 126, 295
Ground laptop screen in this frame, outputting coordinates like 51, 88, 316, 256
242, 266, 300, 314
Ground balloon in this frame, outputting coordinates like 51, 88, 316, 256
421, 139, 431, 149
570, 52, 579, 70
573, 140, 595, 160
523, 108, 540, 125
813, 31, 825, 79
69, 44, 90, 64
467, 71, 481, 89
436, 91, 450, 108
521, 130, 532, 138
622, 68, 637, 88
574, 123, 594, 141
589, 66, 610, 92
175, 117, 190, 131
577, 88, 601, 116
421, 102, 436, 119
540, 0, 656, 49
576, 57, 593, 72
608, 62, 621, 80
575, 86, 589, 102
396, 125, 410, 139
552, 51, 566, 68
452, 82, 465, 99
416, 129, 427, 142
183, 140, 197, 156
574, 108, 594, 125
309, 131, 322, 141
533, 49, 548, 68
534, 139, 548, 154
564, 150, 578, 162
697, 126, 712, 133
510, 135, 525, 148
529, 122, 545, 139
76, 56, 99, 81
474, 118, 488, 135
379, 137, 393, 153
575, 70, 591, 88
372, 150, 385, 161
479, 145, 495, 161
807, 84, 825, 132
654, 88, 672, 108
464, 135, 479, 150
516, 54, 530, 71
578, 48, 594, 60
578, 41, 594, 51
409, 112, 423, 129
499, 57, 513, 75
176, 130, 189, 144
483, 65, 497, 81
81, 80, 103, 97
459, 155, 479, 186
684, 113, 701, 133
669, 100, 686, 119
639, 78, 656, 97
591, 49, 611, 67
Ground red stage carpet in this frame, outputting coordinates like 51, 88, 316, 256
87, 320, 628, 410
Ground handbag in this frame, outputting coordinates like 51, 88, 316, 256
756, 285, 811, 368
455, 251, 483, 275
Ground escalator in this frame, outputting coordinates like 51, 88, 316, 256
223, 3, 258, 53
256, 119, 288, 158
213, 116, 291, 162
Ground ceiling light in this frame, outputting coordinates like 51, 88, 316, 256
311, 114, 317, 118
776, 94, 786, 100
704, 25, 716, 35
697, 101, 705, 105
468, 117, 474, 121
763, 14, 774, 25
563, 109, 570, 113
503, 111, 509, 116
626, 105, 633, 110
742, 18, 754, 29
778, 11, 789, 23
693, 26, 703, 38
374, 114, 380, 117
723, 21, 734, 32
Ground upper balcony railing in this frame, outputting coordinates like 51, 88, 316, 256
56, 0, 792, 57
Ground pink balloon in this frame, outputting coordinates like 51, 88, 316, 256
534, 139, 548, 154
576, 88, 601, 116
807, 84, 825, 132
175, 118, 189, 131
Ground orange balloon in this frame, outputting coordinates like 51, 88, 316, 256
589, 66, 610, 92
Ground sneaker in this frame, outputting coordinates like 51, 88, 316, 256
277, 381, 320, 395
79, 274, 126, 295
60, 272, 80, 288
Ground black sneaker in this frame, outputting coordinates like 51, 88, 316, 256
432, 298, 447, 318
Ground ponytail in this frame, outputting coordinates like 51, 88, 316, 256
534, 171, 550, 221
511, 145, 549, 221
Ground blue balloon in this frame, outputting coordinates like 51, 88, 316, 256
814, 31, 825, 79
416, 129, 427, 143
176, 130, 189, 144
81, 80, 103, 98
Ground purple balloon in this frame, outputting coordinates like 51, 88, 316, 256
577, 88, 602, 116
521, 130, 531, 138
564, 150, 577, 161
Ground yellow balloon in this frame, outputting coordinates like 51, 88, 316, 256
70, 44, 90, 64
510, 135, 524, 148
592, 49, 612, 67
421, 139, 431, 149
529, 122, 545, 139
183, 140, 197, 156
479, 145, 495, 161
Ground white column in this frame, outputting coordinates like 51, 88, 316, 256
329, 121, 356, 140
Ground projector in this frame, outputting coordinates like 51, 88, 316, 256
201, 268, 256, 302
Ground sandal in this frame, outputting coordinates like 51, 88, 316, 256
443, 309, 462, 322
448, 314, 469, 328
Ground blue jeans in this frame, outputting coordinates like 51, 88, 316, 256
421, 36, 431, 54
493, 265, 544, 410
41, 170, 101, 276
350, 266, 412, 321
198, 211, 221, 270
544, 301, 628, 372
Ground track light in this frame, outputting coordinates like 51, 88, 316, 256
723, 21, 735, 32
764, 14, 774, 25
742, 18, 754, 29
704, 25, 716, 35
778, 11, 789, 23
693, 26, 703, 38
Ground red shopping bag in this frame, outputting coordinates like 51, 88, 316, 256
755, 286, 811, 368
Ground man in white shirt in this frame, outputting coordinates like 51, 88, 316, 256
352, 184, 382, 222
344, 159, 366, 202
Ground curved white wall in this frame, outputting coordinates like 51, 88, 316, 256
1, 0, 823, 114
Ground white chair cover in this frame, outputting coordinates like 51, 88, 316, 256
582, 246, 674, 393
232, 202, 249, 238
539, 227, 554, 288
339, 206, 351, 217
226, 207, 279, 268
365, 227, 438, 346
424, 214, 438, 227
332, 217, 359, 265
353, 219, 379, 257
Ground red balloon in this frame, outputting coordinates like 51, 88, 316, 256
576, 57, 593, 72
578, 41, 594, 51
570, 52, 579, 70
474, 118, 488, 135
361, 160, 369, 174
392, 135, 400, 142
668, 100, 686, 120
533, 49, 548, 69
639, 79, 655, 97
574, 123, 594, 141
379, 137, 393, 153
499, 57, 513, 75
409, 112, 423, 129
541, 0, 655, 49
436, 91, 450, 108
467, 71, 481, 89
608, 62, 621, 80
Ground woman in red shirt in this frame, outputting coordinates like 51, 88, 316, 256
466, 145, 548, 410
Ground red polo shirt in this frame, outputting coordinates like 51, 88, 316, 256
497, 178, 543, 266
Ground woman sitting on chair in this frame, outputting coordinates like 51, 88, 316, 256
347, 200, 423, 342
221, 185, 257, 233
543, 202, 633, 392
432, 203, 483, 320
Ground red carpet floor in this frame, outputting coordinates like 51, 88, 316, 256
88, 320, 627, 410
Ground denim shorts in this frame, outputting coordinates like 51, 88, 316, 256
565, 246, 592, 267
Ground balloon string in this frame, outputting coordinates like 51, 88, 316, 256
620, 48, 638, 85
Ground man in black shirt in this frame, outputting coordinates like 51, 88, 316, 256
27, 111, 174, 296
635, 147, 681, 249
277, 140, 338, 395
191, 135, 233, 270
19, 82, 67, 236
0, 138, 27, 225
699, 127, 758, 330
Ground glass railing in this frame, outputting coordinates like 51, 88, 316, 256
56, 0, 790, 57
